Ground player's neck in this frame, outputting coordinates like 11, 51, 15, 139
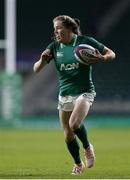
62, 33, 76, 44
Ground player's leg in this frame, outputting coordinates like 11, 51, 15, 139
69, 97, 90, 148
59, 110, 74, 142
69, 93, 95, 168
59, 110, 85, 174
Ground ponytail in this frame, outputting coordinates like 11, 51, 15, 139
73, 18, 82, 35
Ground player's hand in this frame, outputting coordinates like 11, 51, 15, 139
33, 49, 52, 73
87, 49, 104, 64
41, 49, 52, 62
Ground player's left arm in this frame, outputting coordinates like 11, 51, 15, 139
86, 36, 116, 63
101, 46, 116, 62
88, 46, 116, 64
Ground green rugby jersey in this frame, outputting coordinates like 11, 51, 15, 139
47, 35, 104, 96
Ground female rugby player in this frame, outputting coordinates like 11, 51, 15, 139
33, 15, 116, 175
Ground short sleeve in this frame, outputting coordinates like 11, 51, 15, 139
86, 36, 105, 54
47, 42, 54, 52
45, 42, 55, 62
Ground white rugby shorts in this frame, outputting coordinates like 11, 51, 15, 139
58, 92, 96, 111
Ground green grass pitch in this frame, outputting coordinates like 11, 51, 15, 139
0, 127, 130, 179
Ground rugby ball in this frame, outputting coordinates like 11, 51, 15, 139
74, 44, 96, 65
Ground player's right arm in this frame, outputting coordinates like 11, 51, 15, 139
33, 49, 52, 73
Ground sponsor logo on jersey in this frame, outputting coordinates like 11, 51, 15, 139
57, 51, 64, 57
60, 62, 79, 71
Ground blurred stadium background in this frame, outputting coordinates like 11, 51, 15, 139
0, 0, 130, 178
0, 0, 130, 126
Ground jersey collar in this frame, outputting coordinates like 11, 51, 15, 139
60, 34, 78, 48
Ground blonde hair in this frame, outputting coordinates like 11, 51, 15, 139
53, 15, 81, 35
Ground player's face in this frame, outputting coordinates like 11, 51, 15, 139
54, 20, 72, 43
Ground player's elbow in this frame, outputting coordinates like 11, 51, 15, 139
33, 61, 42, 73
33, 66, 40, 73
111, 51, 116, 61
105, 49, 116, 62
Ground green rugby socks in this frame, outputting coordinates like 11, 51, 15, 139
66, 138, 81, 164
74, 124, 89, 149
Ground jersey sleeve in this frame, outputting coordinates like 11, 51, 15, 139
44, 42, 53, 63
86, 36, 105, 54
47, 42, 54, 51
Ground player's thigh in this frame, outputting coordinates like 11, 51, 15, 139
59, 110, 72, 129
59, 110, 75, 140
69, 98, 91, 129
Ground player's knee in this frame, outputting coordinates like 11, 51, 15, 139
64, 129, 74, 142
69, 120, 80, 131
